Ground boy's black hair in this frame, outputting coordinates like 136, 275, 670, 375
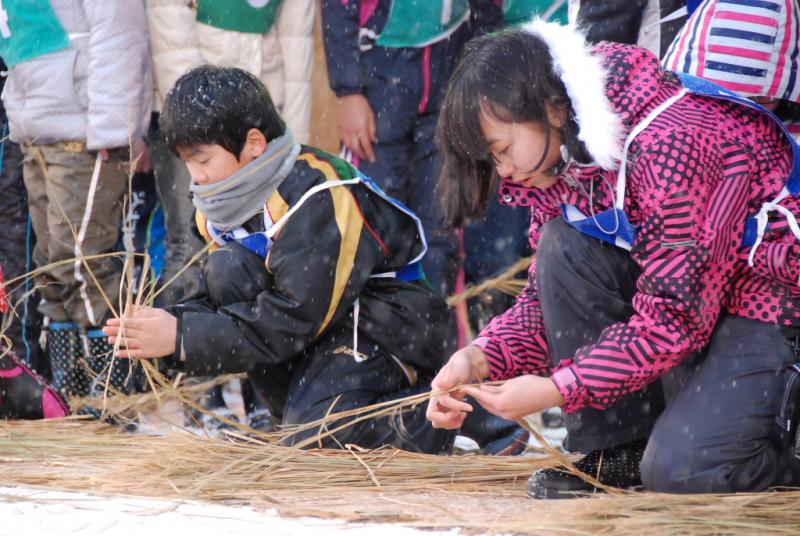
436, 30, 591, 228
160, 65, 286, 157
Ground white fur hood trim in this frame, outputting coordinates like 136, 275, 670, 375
522, 19, 624, 170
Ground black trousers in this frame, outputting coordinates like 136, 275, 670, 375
0, 132, 43, 371
203, 243, 454, 453
537, 218, 799, 492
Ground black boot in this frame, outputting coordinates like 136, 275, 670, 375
46, 321, 91, 404
190, 384, 240, 437
85, 329, 138, 396
242, 379, 274, 433
81, 330, 140, 425
527, 439, 647, 499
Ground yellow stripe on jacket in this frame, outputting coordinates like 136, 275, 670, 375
296, 153, 363, 336
194, 211, 221, 253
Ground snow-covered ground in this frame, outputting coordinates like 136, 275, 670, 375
0, 486, 458, 536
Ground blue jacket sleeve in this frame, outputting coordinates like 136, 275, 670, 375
321, 0, 366, 97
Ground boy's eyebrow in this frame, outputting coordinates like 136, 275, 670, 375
182, 146, 207, 158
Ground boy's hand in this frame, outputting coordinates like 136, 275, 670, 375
338, 94, 377, 163
103, 306, 177, 359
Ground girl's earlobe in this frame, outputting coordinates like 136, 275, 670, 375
547, 103, 568, 129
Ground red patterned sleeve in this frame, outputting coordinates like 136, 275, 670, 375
475, 217, 552, 381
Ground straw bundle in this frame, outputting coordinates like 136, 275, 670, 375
446, 256, 532, 307
2, 419, 799, 535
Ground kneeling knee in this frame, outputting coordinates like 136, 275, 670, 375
204, 245, 269, 305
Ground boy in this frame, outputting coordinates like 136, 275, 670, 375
103, 66, 452, 451
146, 0, 315, 433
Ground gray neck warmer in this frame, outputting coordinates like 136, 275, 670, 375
190, 130, 301, 229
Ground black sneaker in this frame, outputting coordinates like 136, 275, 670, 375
527, 439, 647, 499
246, 408, 274, 434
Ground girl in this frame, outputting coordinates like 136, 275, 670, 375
427, 20, 800, 498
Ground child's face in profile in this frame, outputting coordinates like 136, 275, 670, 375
178, 144, 252, 186
479, 106, 565, 190
178, 129, 267, 186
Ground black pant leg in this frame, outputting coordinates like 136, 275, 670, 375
203, 243, 295, 415
282, 329, 454, 453
641, 316, 799, 493
0, 137, 43, 370
536, 218, 665, 451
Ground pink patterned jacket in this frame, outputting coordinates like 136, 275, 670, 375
476, 42, 799, 413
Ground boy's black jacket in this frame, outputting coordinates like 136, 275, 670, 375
166, 147, 448, 377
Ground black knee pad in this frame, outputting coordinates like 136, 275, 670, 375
204, 244, 271, 306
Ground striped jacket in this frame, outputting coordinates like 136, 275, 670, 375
476, 42, 799, 413
169, 147, 447, 377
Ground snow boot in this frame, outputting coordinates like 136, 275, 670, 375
46, 321, 91, 403
527, 439, 647, 499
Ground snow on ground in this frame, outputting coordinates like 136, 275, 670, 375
0, 486, 459, 536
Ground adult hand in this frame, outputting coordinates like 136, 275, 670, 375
102, 306, 177, 359
461, 375, 565, 421
338, 94, 377, 163
426, 345, 490, 430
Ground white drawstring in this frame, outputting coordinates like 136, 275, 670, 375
74, 152, 103, 326
616, 90, 688, 210
747, 188, 800, 285
352, 298, 364, 363
586, 174, 621, 235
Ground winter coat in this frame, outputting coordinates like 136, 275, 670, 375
568, 0, 687, 58
169, 147, 448, 378
476, 40, 798, 414
1, 0, 152, 150
321, 0, 503, 98
146, 0, 313, 143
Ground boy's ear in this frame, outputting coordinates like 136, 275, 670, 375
244, 128, 268, 159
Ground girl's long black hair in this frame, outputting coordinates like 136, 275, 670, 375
436, 29, 590, 227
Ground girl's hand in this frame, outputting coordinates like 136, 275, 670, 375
461, 375, 565, 421
102, 307, 177, 359
426, 345, 489, 429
